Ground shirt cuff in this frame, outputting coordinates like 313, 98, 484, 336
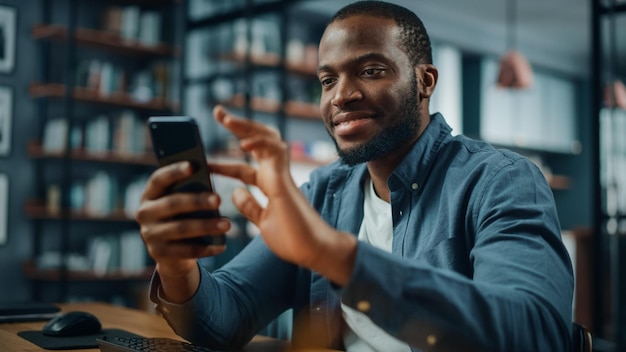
148, 265, 201, 317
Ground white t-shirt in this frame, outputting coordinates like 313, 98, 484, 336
341, 178, 412, 352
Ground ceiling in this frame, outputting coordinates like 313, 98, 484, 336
296, 0, 626, 79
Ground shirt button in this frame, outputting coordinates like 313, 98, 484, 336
161, 306, 170, 314
356, 300, 370, 312
411, 183, 419, 190
426, 334, 437, 346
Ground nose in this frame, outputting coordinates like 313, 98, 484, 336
330, 78, 363, 108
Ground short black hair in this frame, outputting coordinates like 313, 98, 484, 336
330, 1, 432, 66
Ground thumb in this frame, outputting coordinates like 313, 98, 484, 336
232, 187, 264, 225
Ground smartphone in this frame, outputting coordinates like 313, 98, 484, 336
147, 116, 226, 246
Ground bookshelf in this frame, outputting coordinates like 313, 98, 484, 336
178, 2, 336, 283
183, 0, 333, 179
25, 0, 182, 306
591, 1, 626, 347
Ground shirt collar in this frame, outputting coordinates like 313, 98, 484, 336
389, 112, 452, 191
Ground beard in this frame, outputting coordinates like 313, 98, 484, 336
332, 74, 421, 166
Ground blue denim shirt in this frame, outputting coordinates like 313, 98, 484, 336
151, 114, 574, 351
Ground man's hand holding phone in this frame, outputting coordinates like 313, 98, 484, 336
136, 160, 230, 303
136, 160, 230, 257
135, 117, 231, 302
144, 116, 227, 245
137, 116, 230, 263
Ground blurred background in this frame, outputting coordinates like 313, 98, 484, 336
0, 0, 624, 349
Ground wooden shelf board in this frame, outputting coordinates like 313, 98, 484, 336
23, 260, 154, 281
28, 141, 157, 166
284, 100, 321, 120
24, 200, 136, 223
32, 24, 178, 57
225, 95, 320, 120
29, 83, 178, 111
219, 51, 317, 77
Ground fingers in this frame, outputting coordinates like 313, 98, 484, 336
140, 216, 230, 261
136, 190, 221, 224
147, 235, 227, 261
232, 187, 264, 225
141, 216, 230, 245
213, 105, 281, 140
240, 135, 290, 164
208, 162, 258, 185
141, 162, 193, 201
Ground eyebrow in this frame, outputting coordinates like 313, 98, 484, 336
317, 52, 390, 75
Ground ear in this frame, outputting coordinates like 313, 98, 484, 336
416, 64, 438, 99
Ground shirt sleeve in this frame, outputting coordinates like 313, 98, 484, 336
148, 236, 301, 349
338, 158, 574, 351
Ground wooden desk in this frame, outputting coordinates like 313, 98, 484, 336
0, 302, 182, 351
0, 302, 337, 352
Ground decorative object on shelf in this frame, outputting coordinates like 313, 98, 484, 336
0, 5, 16, 74
496, 0, 533, 89
0, 86, 12, 156
0, 173, 7, 246
603, 79, 626, 110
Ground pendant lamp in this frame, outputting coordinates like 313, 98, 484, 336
602, 1, 626, 109
603, 80, 626, 109
497, 0, 533, 89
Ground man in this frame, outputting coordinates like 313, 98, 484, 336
136, 1, 574, 351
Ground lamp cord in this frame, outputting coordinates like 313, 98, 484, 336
506, 0, 517, 51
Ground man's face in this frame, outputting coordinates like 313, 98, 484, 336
317, 15, 422, 165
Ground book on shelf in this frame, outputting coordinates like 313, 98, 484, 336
42, 117, 68, 152
44, 171, 151, 217
120, 6, 140, 42
85, 115, 111, 153
119, 231, 147, 274
102, 5, 163, 47
84, 172, 118, 216
124, 175, 149, 218
78, 59, 127, 95
112, 110, 149, 155
89, 235, 114, 277
102, 6, 123, 36
138, 11, 162, 47
88, 232, 147, 276
130, 60, 175, 103
73, 57, 177, 104
98, 61, 123, 96
42, 117, 83, 152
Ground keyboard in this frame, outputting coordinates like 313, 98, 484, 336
97, 336, 219, 352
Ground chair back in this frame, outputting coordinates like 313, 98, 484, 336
572, 323, 592, 352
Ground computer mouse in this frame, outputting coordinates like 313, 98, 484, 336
41, 311, 102, 337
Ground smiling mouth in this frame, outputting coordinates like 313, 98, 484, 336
332, 112, 373, 127
334, 117, 368, 127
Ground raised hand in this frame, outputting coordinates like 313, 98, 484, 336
211, 106, 357, 285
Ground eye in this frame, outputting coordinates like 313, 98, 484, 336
320, 77, 336, 87
362, 68, 384, 77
